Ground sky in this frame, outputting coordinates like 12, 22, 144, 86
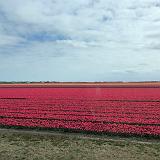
0, 0, 160, 82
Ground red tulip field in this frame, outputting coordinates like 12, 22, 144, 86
0, 84, 160, 137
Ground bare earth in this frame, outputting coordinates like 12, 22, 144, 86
1, 82, 160, 87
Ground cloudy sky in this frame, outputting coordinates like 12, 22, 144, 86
0, 0, 160, 82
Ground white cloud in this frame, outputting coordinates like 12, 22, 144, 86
0, 0, 160, 81
0, 35, 24, 46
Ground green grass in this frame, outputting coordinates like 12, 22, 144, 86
0, 131, 160, 160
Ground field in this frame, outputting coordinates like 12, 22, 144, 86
0, 83, 160, 137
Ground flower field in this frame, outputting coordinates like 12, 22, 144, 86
0, 84, 160, 137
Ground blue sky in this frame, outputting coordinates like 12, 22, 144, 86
0, 0, 160, 82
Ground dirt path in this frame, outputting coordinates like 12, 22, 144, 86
0, 128, 159, 145
1, 82, 160, 87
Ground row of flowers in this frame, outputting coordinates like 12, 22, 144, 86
0, 112, 159, 124
0, 109, 159, 119
0, 87, 160, 136
0, 117, 160, 135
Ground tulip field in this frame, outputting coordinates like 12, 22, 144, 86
0, 84, 160, 137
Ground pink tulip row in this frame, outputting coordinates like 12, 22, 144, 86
0, 86, 160, 136
0, 109, 159, 119
0, 117, 160, 136
0, 100, 159, 113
